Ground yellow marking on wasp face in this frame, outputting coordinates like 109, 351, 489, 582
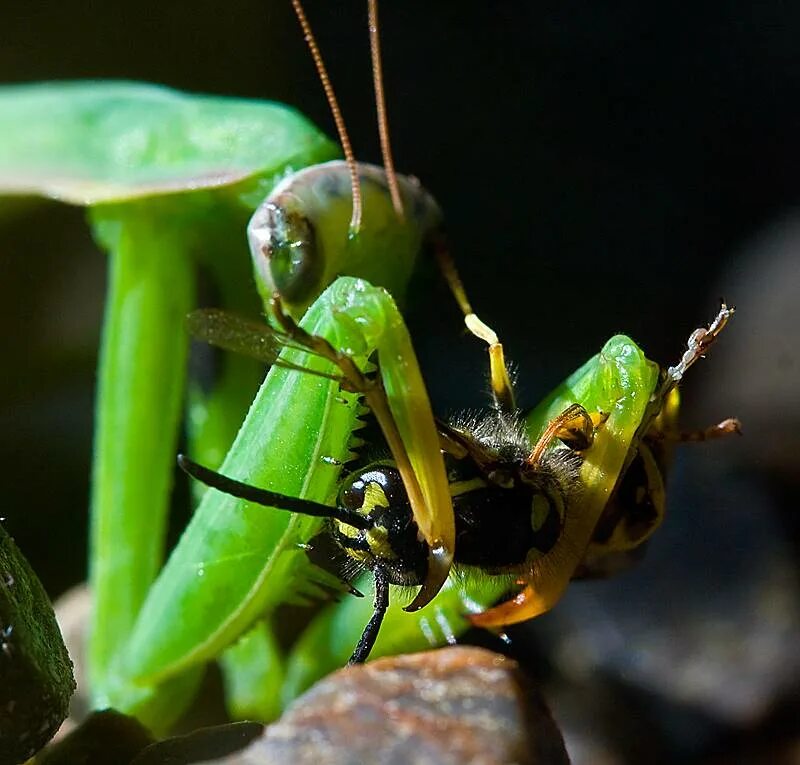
366, 526, 396, 559
334, 481, 397, 561
448, 478, 487, 497
531, 494, 550, 532
361, 481, 389, 515
334, 520, 360, 539
361, 482, 397, 559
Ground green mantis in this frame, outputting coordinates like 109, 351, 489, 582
0, 0, 456, 727
0, 0, 739, 734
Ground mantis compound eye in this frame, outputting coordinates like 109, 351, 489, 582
248, 201, 323, 308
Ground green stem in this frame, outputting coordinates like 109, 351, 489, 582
187, 216, 263, 477
88, 202, 194, 705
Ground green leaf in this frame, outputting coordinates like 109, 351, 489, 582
0, 81, 338, 204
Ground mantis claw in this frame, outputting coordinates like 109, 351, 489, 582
403, 542, 453, 612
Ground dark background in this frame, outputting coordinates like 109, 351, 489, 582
1, 2, 799, 763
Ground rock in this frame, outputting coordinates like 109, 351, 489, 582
52, 584, 92, 738
131, 722, 263, 765
0, 523, 75, 764
203, 646, 569, 765
36, 709, 154, 765
35, 648, 566, 764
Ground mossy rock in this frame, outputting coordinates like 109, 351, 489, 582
0, 524, 75, 764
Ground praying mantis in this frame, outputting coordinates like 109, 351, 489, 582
0, 0, 738, 734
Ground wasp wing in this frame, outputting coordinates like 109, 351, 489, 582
187, 309, 343, 382
188, 309, 287, 363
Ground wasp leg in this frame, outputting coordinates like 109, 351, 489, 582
650, 417, 742, 443
348, 567, 390, 664
466, 314, 516, 414
432, 236, 515, 413
435, 418, 508, 474
556, 408, 608, 451
664, 302, 735, 390
527, 403, 602, 466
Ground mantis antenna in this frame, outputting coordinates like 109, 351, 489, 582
290, 0, 363, 232
367, 0, 404, 219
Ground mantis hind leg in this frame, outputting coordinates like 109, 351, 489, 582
348, 567, 390, 664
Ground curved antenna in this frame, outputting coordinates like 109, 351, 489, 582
367, 0, 404, 219
290, 0, 363, 232
178, 455, 371, 531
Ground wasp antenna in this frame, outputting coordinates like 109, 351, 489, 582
367, 0, 404, 220
178, 454, 371, 530
290, 0, 362, 232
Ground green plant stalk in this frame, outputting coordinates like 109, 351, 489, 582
186, 206, 264, 479
220, 619, 284, 723
88, 202, 195, 706
0, 80, 345, 721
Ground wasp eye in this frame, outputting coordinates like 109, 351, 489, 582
339, 476, 367, 513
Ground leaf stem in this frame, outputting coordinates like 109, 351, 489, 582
87, 203, 194, 705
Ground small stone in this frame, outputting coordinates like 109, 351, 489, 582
0, 523, 75, 764
52, 583, 92, 736
36, 709, 154, 765
205, 646, 569, 765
